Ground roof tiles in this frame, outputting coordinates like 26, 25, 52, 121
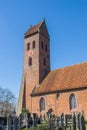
32, 62, 87, 95
25, 22, 42, 37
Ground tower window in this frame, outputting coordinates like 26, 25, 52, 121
69, 93, 77, 110
45, 44, 48, 51
27, 43, 30, 50
39, 97, 45, 112
32, 41, 35, 49
41, 42, 44, 49
29, 57, 32, 66
56, 93, 60, 99
43, 58, 46, 66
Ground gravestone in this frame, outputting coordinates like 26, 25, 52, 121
65, 114, 72, 126
7, 114, 12, 130
64, 115, 67, 126
80, 113, 86, 130
77, 113, 81, 130
18, 114, 22, 130
57, 116, 61, 126
13, 117, 18, 130
24, 113, 28, 129
33, 113, 37, 127
46, 112, 49, 120
24, 112, 31, 129
60, 113, 64, 126
0, 120, 4, 130
54, 117, 58, 127
72, 113, 76, 130
30, 117, 33, 126
27, 112, 31, 127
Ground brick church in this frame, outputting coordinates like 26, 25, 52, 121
17, 20, 87, 119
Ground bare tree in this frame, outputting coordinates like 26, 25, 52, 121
0, 86, 16, 116
0, 87, 5, 101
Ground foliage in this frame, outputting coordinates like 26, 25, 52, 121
85, 120, 87, 124
21, 108, 29, 115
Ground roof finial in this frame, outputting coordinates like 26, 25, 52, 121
42, 18, 45, 22
30, 25, 32, 28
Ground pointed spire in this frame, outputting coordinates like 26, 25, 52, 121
42, 18, 45, 22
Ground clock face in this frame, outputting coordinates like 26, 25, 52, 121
28, 50, 33, 56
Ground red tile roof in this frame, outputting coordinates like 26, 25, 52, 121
25, 21, 42, 37
32, 62, 87, 95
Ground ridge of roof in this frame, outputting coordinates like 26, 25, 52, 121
52, 61, 87, 72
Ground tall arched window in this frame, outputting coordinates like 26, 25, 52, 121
69, 93, 77, 110
27, 43, 30, 50
32, 41, 35, 49
39, 97, 45, 112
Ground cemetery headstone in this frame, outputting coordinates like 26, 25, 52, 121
61, 113, 64, 126
77, 113, 80, 130
13, 117, 18, 130
80, 113, 86, 130
27, 112, 31, 127
54, 117, 58, 127
65, 115, 67, 126
33, 113, 37, 127
18, 114, 22, 130
24, 112, 30, 129
46, 112, 49, 121
57, 116, 61, 126
7, 114, 12, 130
72, 113, 76, 130
0, 120, 4, 130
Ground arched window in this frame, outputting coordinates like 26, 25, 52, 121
32, 41, 35, 49
56, 93, 60, 100
69, 94, 77, 110
27, 43, 30, 50
28, 57, 32, 66
39, 97, 45, 112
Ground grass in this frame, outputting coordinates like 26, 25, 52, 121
22, 123, 87, 130
21, 123, 48, 130
21, 120, 87, 130
21, 124, 70, 130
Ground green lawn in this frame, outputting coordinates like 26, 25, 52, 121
21, 123, 87, 130
21, 119, 87, 130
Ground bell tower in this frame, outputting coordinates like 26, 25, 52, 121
17, 20, 50, 114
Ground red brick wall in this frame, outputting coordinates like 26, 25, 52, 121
24, 34, 39, 112
39, 34, 50, 83
31, 89, 87, 119
24, 32, 50, 112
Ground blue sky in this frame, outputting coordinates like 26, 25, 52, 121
0, 0, 87, 98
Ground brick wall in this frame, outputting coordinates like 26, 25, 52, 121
24, 34, 39, 112
31, 89, 87, 119
24, 27, 50, 112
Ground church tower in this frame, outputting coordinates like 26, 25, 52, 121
17, 20, 50, 114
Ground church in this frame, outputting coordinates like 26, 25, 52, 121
17, 20, 87, 119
